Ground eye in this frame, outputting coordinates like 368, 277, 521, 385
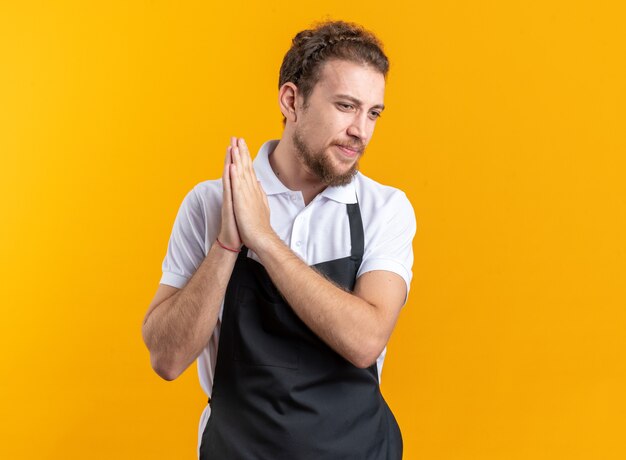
369, 111, 382, 119
337, 103, 354, 111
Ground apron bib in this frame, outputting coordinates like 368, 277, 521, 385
200, 203, 402, 459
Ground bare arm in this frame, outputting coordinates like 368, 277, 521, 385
142, 139, 242, 380
229, 138, 407, 368
254, 234, 407, 368
142, 242, 238, 380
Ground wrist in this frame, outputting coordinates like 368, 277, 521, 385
248, 230, 283, 259
216, 231, 241, 251
215, 237, 241, 253
211, 239, 240, 260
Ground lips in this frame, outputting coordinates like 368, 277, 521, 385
335, 144, 362, 158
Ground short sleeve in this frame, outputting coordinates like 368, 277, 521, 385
357, 191, 416, 303
160, 187, 207, 288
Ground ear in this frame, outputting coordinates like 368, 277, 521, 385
278, 82, 299, 123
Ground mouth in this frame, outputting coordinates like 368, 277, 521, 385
334, 144, 362, 158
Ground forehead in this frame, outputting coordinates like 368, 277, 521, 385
312, 59, 385, 105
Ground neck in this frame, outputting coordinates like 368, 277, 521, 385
269, 137, 326, 205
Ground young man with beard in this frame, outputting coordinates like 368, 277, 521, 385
142, 20, 416, 459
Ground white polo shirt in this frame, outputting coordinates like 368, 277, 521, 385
159, 139, 416, 454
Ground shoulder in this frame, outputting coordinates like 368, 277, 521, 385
182, 179, 224, 214
169, 179, 224, 248
353, 172, 415, 223
191, 178, 223, 201
171, 178, 224, 232
353, 173, 417, 296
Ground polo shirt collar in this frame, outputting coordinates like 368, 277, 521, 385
320, 179, 357, 204
253, 139, 358, 204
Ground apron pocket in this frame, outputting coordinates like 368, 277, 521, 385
233, 285, 300, 369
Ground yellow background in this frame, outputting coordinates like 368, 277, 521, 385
1, 1, 625, 458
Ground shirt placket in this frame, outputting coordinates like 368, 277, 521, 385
289, 193, 310, 260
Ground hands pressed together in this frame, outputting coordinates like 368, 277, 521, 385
218, 137, 273, 252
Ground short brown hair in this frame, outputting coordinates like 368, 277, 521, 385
278, 20, 389, 123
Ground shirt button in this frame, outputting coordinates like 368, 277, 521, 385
291, 194, 298, 201
296, 241, 302, 247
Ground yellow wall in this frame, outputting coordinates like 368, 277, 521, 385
1, 1, 625, 458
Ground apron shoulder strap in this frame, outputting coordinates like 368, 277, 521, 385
346, 202, 364, 264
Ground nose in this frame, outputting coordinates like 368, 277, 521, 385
346, 112, 369, 142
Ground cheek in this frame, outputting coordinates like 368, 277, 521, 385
309, 119, 335, 144
300, 109, 343, 145
322, 115, 346, 140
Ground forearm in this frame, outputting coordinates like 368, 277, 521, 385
227, 137, 400, 368
254, 234, 385, 368
143, 241, 238, 379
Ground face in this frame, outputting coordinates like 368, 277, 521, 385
291, 59, 386, 187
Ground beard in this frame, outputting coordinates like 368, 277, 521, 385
292, 129, 362, 187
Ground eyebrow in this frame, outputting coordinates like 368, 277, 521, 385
335, 94, 385, 111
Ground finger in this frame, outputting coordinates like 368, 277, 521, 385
230, 163, 246, 203
223, 146, 233, 198
231, 145, 242, 175
228, 163, 241, 207
240, 139, 260, 185
232, 146, 251, 187
223, 148, 233, 203
238, 137, 252, 170
224, 145, 232, 166
223, 163, 230, 199
230, 137, 238, 166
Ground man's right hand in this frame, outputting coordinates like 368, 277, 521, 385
218, 137, 242, 249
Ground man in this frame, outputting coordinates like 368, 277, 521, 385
142, 20, 416, 459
